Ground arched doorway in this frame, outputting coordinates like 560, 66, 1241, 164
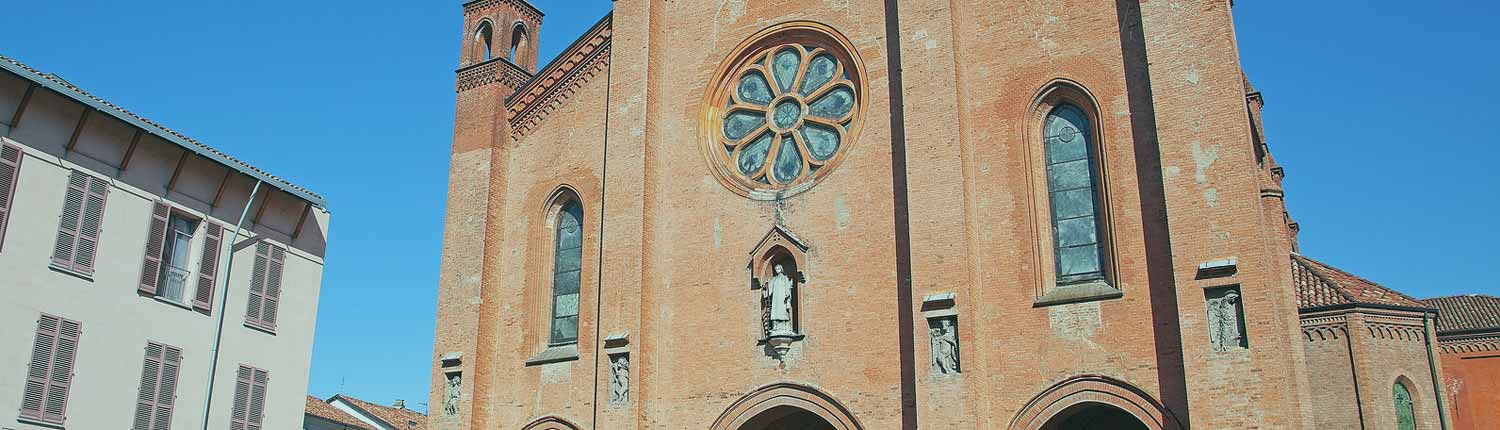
1041, 403, 1150, 430
710, 383, 862, 430
738, 405, 837, 430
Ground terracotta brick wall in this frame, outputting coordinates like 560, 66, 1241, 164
1440, 336, 1500, 430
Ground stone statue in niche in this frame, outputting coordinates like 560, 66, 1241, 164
609, 355, 629, 404
442, 373, 461, 416
1207, 289, 1245, 351
930, 318, 960, 374
763, 264, 796, 337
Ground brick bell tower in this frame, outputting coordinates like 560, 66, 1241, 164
432, 1, 542, 430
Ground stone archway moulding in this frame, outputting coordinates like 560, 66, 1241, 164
709, 383, 864, 430
1008, 375, 1181, 430
520, 416, 581, 430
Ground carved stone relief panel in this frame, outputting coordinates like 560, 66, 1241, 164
1205, 286, 1248, 351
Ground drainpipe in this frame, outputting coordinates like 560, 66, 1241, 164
201, 179, 262, 429
1423, 312, 1449, 430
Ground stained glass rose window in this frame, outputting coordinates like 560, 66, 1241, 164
703, 23, 865, 199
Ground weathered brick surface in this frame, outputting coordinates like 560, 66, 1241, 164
1439, 337, 1500, 430
429, 1, 1344, 429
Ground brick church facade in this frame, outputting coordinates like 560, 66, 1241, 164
427, 1, 1469, 429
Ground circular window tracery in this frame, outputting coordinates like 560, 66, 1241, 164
704, 23, 865, 199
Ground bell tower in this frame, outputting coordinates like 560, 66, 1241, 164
459, 0, 543, 73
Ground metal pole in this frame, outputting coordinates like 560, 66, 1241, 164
201, 179, 262, 429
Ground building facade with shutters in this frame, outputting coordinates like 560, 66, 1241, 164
0, 54, 330, 430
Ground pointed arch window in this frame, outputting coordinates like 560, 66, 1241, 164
1394, 382, 1416, 430
1044, 104, 1107, 284
475, 21, 494, 61
549, 201, 583, 345
510, 24, 528, 63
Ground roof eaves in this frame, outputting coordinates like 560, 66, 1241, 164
0, 54, 327, 209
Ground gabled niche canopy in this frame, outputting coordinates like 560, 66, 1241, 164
748, 225, 809, 289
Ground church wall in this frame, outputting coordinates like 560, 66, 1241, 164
623, 1, 905, 429
938, 0, 1172, 427
1300, 314, 1365, 429
1346, 313, 1446, 430
1137, 0, 1316, 428
1439, 334, 1500, 430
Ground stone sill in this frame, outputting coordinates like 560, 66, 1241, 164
16, 416, 66, 429
1033, 280, 1122, 307
524, 344, 580, 366
48, 263, 93, 282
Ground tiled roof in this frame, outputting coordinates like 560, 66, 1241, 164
1423, 295, 1500, 334
333, 394, 427, 430
0, 53, 326, 208
1291, 254, 1429, 310
305, 396, 376, 430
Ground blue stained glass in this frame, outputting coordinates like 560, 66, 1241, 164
1055, 217, 1098, 247
724, 110, 765, 141
772, 135, 803, 183
1058, 245, 1101, 277
772, 49, 801, 93
809, 86, 855, 119
800, 54, 838, 96
801, 122, 840, 161
551, 202, 584, 344
772, 100, 802, 129
1044, 103, 1105, 282
738, 71, 773, 105
738, 132, 773, 175
1047, 159, 1093, 190
1052, 188, 1096, 220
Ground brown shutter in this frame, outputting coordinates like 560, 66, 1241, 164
261, 245, 286, 330
192, 223, 223, 311
139, 202, 171, 295
44, 317, 81, 423
229, 366, 251, 430
72, 175, 108, 274
132, 343, 163, 430
20, 315, 59, 420
132, 342, 182, 430
248, 368, 269, 430
155, 345, 182, 430
0, 143, 22, 252
245, 243, 268, 327
51, 172, 87, 268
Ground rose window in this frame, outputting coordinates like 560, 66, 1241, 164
703, 23, 865, 199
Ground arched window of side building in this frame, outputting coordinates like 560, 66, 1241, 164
1043, 103, 1108, 284
549, 200, 583, 345
1394, 381, 1417, 430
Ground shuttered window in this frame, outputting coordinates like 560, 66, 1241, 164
132, 342, 183, 430
229, 365, 269, 430
138, 202, 171, 295
193, 223, 223, 312
0, 143, 22, 252
19, 314, 81, 425
51, 170, 109, 274
245, 242, 286, 331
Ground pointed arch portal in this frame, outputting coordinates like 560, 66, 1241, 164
711, 383, 862, 430
1010, 375, 1181, 430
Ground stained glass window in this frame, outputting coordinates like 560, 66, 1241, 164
550, 202, 583, 345
707, 25, 864, 199
1394, 383, 1416, 430
1044, 104, 1106, 284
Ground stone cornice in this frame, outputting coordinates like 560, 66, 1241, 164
455, 58, 533, 93
463, 0, 543, 24
1438, 333, 1500, 354
506, 14, 612, 140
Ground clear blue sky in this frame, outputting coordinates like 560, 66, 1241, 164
1, 0, 1493, 414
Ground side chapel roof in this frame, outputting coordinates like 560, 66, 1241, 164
1291, 254, 1430, 311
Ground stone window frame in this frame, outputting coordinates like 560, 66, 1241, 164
1024, 79, 1123, 307
525, 184, 590, 366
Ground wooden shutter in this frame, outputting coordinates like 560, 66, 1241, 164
51, 171, 108, 274
0, 143, 22, 252
21, 314, 81, 424
261, 245, 286, 330
139, 202, 171, 295
245, 243, 268, 327
229, 366, 251, 430
248, 367, 269, 430
192, 223, 223, 312
133, 342, 183, 430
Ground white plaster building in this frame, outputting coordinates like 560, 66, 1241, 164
0, 54, 330, 430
